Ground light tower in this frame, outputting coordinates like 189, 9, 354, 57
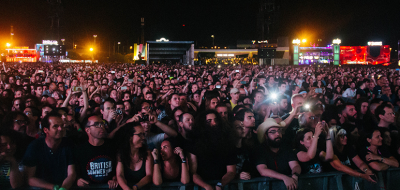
140, 18, 145, 44
332, 38, 341, 65
10, 26, 14, 42
292, 39, 301, 65
93, 35, 97, 45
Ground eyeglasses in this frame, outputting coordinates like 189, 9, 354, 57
268, 128, 282, 134
309, 116, 318, 120
133, 133, 145, 138
142, 106, 152, 110
15, 120, 28, 125
387, 112, 396, 116
89, 121, 107, 128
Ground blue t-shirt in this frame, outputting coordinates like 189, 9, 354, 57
22, 137, 75, 185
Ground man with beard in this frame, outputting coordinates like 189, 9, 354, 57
189, 110, 236, 190
337, 103, 358, 130
22, 112, 76, 190
255, 118, 301, 190
75, 115, 118, 189
175, 112, 195, 151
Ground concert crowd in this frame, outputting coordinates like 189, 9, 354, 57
0, 62, 400, 190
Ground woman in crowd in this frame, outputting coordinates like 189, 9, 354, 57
116, 124, 153, 190
151, 138, 190, 185
358, 129, 399, 171
295, 121, 334, 174
330, 129, 376, 183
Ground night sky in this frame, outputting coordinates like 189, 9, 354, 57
0, 0, 399, 52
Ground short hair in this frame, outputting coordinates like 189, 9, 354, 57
234, 108, 253, 121
100, 98, 116, 110
82, 114, 101, 129
26, 106, 40, 117
41, 111, 61, 130
375, 103, 393, 121
179, 112, 192, 122
291, 94, 303, 104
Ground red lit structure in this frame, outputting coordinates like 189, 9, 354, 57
6, 48, 37, 62
340, 45, 390, 65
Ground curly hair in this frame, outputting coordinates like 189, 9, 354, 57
192, 110, 236, 158
117, 123, 148, 167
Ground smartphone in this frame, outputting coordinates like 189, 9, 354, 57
141, 75, 144, 77
216, 85, 221, 89
121, 86, 127, 90
72, 86, 82, 92
48, 72, 53, 75
128, 79, 134, 82
38, 70, 44, 73
235, 70, 239, 72
240, 81, 246, 84
315, 88, 323, 93
253, 79, 258, 82
111, 71, 115, 74
299, 106, 309, 113
152, 75, 155, 77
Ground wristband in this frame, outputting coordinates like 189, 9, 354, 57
326, 138, 331, 140
216, 182, 223, 187
53, 185, 60, 190
133, 185, 138, 189
292, 173, 300, 177
182, 158, 186, 163
381, 157, 384, 162
154, 160, 159, 164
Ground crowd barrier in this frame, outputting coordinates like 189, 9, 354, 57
6, 167, 400, 190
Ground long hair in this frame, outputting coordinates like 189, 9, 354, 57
193, 110, 236, 158
117, 123, 148, 167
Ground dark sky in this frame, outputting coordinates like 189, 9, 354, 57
0, 0, 399, 52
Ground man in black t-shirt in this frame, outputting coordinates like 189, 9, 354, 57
75, 115, 118, 189
256, 118, 301, 190
22, 112, 76, 190
188, 111, 236, 190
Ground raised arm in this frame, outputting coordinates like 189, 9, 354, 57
297, 123, 323, 162
151, 149, 162, 186
79, 83, 89, 122
150, 115, 178, 137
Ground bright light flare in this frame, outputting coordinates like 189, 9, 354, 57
6, 43, 11, 47
271, 93, 277, 99
89, 48, 93, 52
302, 39, 307, 43
304, 104, 310, 109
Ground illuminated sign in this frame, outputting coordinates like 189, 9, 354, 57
367, 41, 382, 46
156, 38, 169, 42
42, 40, 58, 45
217, 54, 235, 57
292, 39, 300, 45
258, 40, 268, 44
13, 46, 29, 49
333, 39, 341, 44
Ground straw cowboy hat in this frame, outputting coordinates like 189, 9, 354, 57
257, 118, 286, 144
